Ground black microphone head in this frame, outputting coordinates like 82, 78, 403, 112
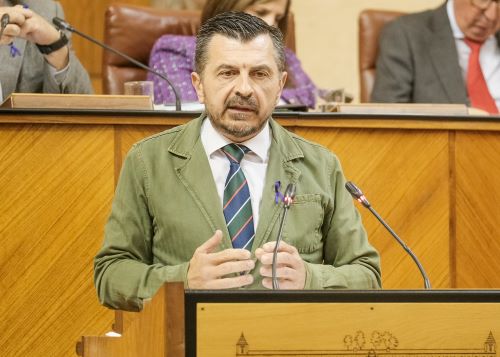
1, 13, 10, 27
345, 181, 371, 208
53, 17, 73, 32
284, 183, 296, 198
345, 181, 363, 199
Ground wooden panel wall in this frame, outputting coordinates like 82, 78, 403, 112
1, 113, 500, 356
298, 127, 451, 289
455, 132, 500, 288
0, 124, 115, 356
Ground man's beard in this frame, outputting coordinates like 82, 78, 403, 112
208, 95, 267, 140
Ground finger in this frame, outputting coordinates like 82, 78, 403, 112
262, 278, 303, 290
210, 247, 251, 264
254, 247, 264, 259
261, 276, 301, 290
261, 277, 273, 289
259, 265, 296, 279
260, 241, 278, 252
195, 230, 223, 254
205, 274, 254, 289
0, 35, 14, 45
258, 251, 295, 266
262, 240, 298, 254
3, 8, 30, 25
214, 259, 255, 277
2, 24, 21, 38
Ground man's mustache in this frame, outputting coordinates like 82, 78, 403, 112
225, 96, 258, 112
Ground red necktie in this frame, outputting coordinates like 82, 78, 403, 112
464, 38, 499, 114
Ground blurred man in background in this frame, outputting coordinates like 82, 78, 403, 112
372, 0, 499, 114
0, 0, 92, 101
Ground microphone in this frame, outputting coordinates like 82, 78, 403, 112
0, 14, 9, 40
345, 181, 431, 289
272, 183, 296, 290
52, 17, 182, 111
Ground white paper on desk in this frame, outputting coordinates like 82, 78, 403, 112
154, 102, 205, 111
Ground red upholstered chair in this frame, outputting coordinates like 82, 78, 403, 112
358, 9, 404, 103
102, 4, 296, 95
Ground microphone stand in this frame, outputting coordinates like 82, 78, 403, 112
272, 183, 296, 290
52, 17, 182, 111
345, 181, 431, 289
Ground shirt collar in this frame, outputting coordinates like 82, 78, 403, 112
447, 0, 465, 39
447, 0, 497, 44
201, 116, 271, 162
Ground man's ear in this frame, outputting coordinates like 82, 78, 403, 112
276, 71, 288, 104
191, 72, 205, 103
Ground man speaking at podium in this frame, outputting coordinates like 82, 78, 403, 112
0, 0, 92, 101
94, 12, 381, 311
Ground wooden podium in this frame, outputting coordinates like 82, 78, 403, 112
2, 107, 500, 356
77, 284, 500, 357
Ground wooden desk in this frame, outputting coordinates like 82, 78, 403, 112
1, 109, 499, 356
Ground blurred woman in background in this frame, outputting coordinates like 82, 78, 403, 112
148, 0, 320, 108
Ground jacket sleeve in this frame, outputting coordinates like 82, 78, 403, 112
371, 19, 414, 103
41, 1, 93, 94
303, 155, 382, 289
94, 145, 189, 311
148, 35, 199, 105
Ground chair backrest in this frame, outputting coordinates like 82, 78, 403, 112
103, 4, 296, 95
358, 9, 404, 103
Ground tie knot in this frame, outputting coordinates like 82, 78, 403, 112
464, 38, 483, 52
222, 143, 250, 164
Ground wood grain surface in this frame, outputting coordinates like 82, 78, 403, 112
1, 111, 500, 356
197, 302, 500, 357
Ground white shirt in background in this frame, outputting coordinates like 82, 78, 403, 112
447, 0, 500, 109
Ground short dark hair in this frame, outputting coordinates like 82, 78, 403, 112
195, 11, 286, 75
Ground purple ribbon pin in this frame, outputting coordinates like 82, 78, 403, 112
274, 180, 284, 204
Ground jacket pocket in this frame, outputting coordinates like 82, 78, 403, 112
282, 194, 323, 254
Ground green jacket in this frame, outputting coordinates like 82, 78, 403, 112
95, 115, 381, 310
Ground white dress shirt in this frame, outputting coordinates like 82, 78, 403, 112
201, 117, 271, 230
447, 0, 500, 109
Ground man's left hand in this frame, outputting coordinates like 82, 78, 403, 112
255, 241, 306, 289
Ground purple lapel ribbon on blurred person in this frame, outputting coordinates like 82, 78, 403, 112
9, 43, 21, 57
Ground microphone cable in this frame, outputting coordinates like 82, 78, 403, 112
52, 17, 182, 111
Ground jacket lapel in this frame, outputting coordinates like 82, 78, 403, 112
169, 115, 232, 250
252, 119, 303, 252
428, 4, 467, 103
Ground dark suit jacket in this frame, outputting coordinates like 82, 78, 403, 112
371, 2, 500, 104
0, 0, 92, 100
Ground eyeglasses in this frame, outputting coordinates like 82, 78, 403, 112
471, 0, 500, 10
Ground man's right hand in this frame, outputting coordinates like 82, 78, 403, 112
0, 6, 31, 45
187, 230, 255, 289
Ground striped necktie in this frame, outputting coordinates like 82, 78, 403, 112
464, 38, 499, 114
222, 144, 255, 250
